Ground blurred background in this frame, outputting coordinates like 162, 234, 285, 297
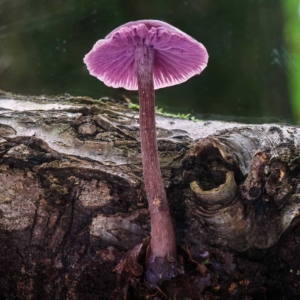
0, 0, 299, 124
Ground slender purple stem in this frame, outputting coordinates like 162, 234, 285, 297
135, 45, 177, 265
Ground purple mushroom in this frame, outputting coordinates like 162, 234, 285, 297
84, 20, 208, 284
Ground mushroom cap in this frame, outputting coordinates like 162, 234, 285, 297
84, 20, 208, 90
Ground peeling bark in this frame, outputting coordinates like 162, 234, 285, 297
0, 90, 300, 299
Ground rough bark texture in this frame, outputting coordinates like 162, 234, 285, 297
0, 90, 300, 299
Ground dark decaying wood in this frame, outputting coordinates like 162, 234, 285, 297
0, 90, 300, 299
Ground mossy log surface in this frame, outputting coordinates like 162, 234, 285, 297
0, 90, 300, 299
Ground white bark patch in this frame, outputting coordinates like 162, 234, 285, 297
0, 99, 76, 111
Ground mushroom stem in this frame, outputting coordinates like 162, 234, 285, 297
135, 45, 177, 267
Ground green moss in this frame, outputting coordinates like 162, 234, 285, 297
128, 103, 139, 110
128, 103, 201, 121
155, 106, 200, 121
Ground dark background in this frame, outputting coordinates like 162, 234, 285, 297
0, 0, 295, 123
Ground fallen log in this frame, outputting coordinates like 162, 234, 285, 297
0, 90, 299, 299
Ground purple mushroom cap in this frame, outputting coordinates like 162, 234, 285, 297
84, 20, 208, 90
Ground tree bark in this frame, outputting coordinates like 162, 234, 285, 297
0, 90, 300, 299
